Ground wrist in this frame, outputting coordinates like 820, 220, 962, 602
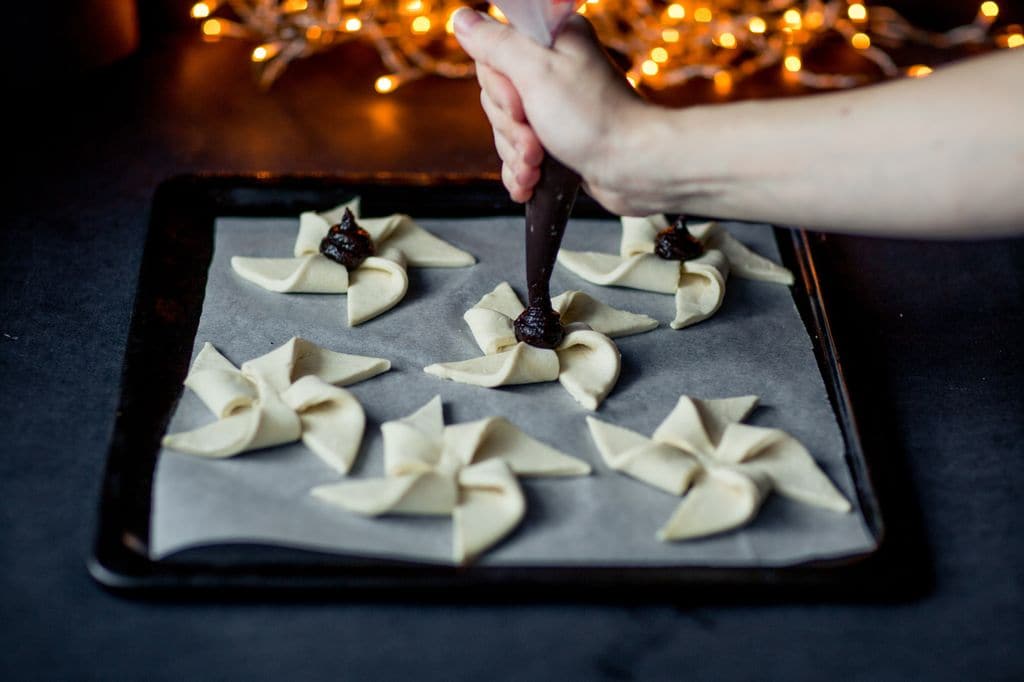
632, 100, 773, 219
595, 100, 670, 197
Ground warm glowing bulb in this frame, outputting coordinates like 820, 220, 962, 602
694, 7, 712, 22
282, 0, 308, 11
626, 74, 638, 88
251, 44, 278, 62
718, 32, 737, 49
577, 3, 587, 14
851, 32, 871, 49
666, 4, 685, 20
375, 75, 396, 93
662, 28, 680, 43
306, 25, 323, 40
1008, 33, 1024, 48
907, 64, 933, 77
345, 17, 362, 31
641, 60, 659, 76
343, 0, 362, 5
411, 16, 431, 33
783, 9, 801, 29
980, 2, 999, 18
748, 17, 766, 34
202, 18, 222, 36
713, 70, 732, 94
445, 11, 457, 33
804, 10, 824, 29
848, 3, 867, 21
784, 55, 802, 72
651, 47, 669, 63
489, 5, 506, 21
405, 0, 424, 12
191, 3, 211, 19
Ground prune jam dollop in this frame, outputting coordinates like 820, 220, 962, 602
319, 208, 375, 271
514, 305, 564, 349
654, 216, 704, 262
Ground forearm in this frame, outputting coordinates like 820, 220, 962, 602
633, 50, 1024, 238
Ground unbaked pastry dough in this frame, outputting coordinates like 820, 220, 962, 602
423, 282, 658, 410
311, 396, 591, 564
558, 215, 794, 330
231, 198, 475, 326
162, 337, 390, 473
586, 394, 850, 541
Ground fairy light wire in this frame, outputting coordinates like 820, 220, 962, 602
191, 1, 1019, 93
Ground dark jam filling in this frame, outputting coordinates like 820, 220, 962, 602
514, 305, 564, 349
319, 207, 375, 271
654, 217, 704, 262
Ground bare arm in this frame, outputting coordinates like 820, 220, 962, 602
630, 50, 1024, 237
455, 9, 1024, 238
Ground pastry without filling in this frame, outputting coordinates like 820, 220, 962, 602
162, 337, 389, 474
587, 394, 851, 541
311, 396, 591, 564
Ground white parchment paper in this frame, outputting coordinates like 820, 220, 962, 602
150, 213, 877, 566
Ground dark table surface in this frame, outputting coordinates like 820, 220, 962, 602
2, 32, 1022, 681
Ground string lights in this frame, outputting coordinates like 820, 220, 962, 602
191, 1, 1023, 93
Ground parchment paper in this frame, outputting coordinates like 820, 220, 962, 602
151, 213, 877, 565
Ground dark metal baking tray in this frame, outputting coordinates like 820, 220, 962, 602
89, 173, 893, 599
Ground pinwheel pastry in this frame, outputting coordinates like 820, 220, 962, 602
312, 396, 591, 564
558, 215, 794, 330
586, 394, 851, 541
231, 198, 475, 326
423, 282, 658, 410
162, 337, 390, 474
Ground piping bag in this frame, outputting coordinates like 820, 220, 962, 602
490, 0, 585, 349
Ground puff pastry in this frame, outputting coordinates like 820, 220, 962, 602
162, 337, 390, 474
231, 198, 475, 326
312, 396, 591, 564
424, 282, 658, 410
558, 215, 794, 330
586, 394, 850, 541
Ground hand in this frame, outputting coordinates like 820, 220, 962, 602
454, 9, 657, 214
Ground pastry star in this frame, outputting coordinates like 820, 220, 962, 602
311, 396, 591, 564
162, 337, 390, 474
558, 215, 794, 330
586, 394, 850, 541
231, 198, 475, 326
423, 282, 658, 410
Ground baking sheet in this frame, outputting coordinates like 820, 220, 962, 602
151, 214, 876, 565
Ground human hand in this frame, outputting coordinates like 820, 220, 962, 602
454, 8, 660, 214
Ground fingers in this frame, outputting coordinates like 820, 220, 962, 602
492, 128, 516, 168
481, 91, 542, 157
476, 63, 525, 123
503, 161, 540, 203
454, 8, 549, 86
494, 125, 541, 203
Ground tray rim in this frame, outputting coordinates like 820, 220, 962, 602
88, 172, 895, 600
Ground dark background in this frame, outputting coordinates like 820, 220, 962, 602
2, 1, 1023, 680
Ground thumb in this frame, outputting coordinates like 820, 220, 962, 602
552, 14, 602, 58
453, 8, 549, 86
